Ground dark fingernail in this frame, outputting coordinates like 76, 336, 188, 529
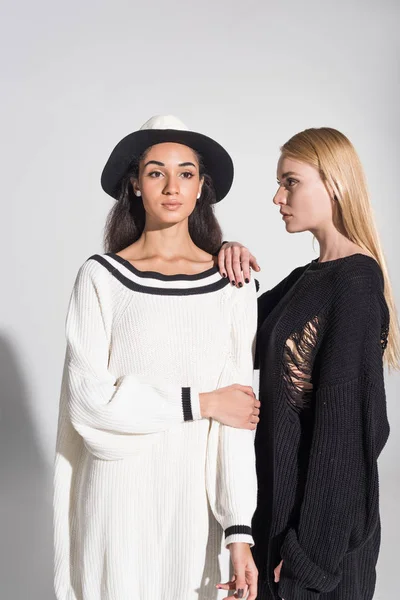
238, 282, 243, 288
222, 272, 227, 278
245, 278, 249, 283
231, 280, 236, 285
237, 590, 244, 598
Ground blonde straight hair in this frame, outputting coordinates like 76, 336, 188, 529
281, 127, 400, 370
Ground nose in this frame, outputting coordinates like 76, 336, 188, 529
163, 175, 179, 196
273, 185, 287, 206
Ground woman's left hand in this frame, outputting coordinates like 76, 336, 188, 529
274, 560, 285, 599
274, 559, 283, 582
217, 242, 261, 287
216, 542, 258, 599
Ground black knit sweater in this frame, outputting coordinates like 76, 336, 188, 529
252, 254, 390, 600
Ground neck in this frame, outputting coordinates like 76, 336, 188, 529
137, 219, 199, 261
312, 222, 360, 262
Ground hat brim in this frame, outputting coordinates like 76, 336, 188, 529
100, 129, 234, 202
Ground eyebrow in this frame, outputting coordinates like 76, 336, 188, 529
144, 160, 197, 169
278, 171, 301, 179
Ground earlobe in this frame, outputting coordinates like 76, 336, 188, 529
131, 177, 141, 197
197, 181, 204, 200
325, 180, 338, 203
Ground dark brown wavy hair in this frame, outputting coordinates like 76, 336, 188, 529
104, 148, 223, 256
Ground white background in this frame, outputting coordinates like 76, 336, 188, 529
0, 0, 399, 598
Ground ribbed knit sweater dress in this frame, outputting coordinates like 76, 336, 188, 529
53, 252, 258, 600
252, 254, 390, 600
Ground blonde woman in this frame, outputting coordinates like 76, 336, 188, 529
217, 128, 399, 600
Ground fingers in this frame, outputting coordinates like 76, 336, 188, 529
251, 408, 260, 423
235, 247, 261, 284
232, 246, 244, 287
234, 574, 248, 598
224, 247, 236, 286
248, 576, 258, 600
249, 253, 261, 272
230, 385, 260, 429
216, 574, 236, 594
274, 560, 283, 583
217, 246, 227, 278
219, 244, 256, 288
230, 558, 248, 599
240, 249, 251, 284
216, 580, 236, 591
233, 384, 255, 396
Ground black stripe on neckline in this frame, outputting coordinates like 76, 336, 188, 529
107, 252, 219, 281
225, 525, 252, 538
89, 255, 230, 296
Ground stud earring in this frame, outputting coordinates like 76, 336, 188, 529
197, 193, 201, 199
135, 190, 142, 197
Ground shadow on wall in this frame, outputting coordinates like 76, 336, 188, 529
0, 333, 54, 600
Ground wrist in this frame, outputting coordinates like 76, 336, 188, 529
228, 541, 251, 548
225, 526, 254, 549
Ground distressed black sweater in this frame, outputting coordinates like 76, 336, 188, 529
252, 254, 390, 600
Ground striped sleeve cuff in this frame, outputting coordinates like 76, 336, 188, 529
181, 387, 202, 422
224, 525, 254, 548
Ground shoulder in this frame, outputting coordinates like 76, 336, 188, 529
317, 258, 388, 384
69, 254, 132, 322
72, 254, 129, 305
276, 262, 312, 291
331, 255, 384, 300
73, 254, 112, 287
322, 257, 388, 348
286, 262, 313, 284
258, 262, 311, 303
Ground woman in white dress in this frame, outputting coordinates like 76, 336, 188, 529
53, 115, 259, 600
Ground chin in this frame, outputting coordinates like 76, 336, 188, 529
156, 211, 190, 226
285, 221, 307, 234
285, 222, 298, 233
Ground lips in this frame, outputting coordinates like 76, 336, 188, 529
162, 202, 182, 210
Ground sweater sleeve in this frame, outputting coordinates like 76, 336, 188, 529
53, 360, 85, 599
278, 270, 390, 599
255, 265, 310, 368
206, 281, 258, 547
64, 259, 203, 458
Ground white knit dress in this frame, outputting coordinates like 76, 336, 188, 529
53, 252, 258, 600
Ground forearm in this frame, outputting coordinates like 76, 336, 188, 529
67, 366, 202, 436
206, 421, 257, 547
53, 388, 85, 598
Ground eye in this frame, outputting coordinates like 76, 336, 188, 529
148, 171, 163, 178
180, 171, 195, 179
286, 178, 298, 187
